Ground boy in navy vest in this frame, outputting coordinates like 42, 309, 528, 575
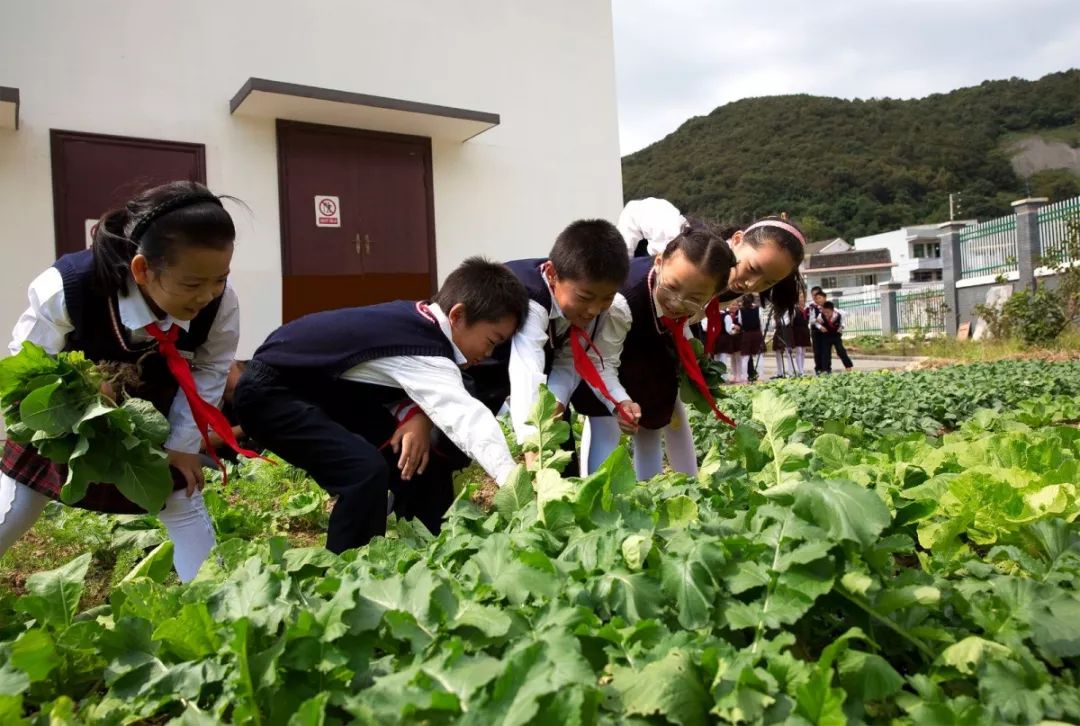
234, 258, 529, 552
484, 220, 638, 473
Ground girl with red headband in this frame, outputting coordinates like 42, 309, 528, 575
579, 200, 806, 479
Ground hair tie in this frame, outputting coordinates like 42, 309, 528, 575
128, 193, 223, 242
743, 219, 806, 247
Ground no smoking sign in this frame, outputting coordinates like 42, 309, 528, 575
314, 195, 340, 228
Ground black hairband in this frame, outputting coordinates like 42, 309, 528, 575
129, 193, 224, 242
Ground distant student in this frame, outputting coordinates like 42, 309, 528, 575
574, 221, 737, 479
808, 287, 827, 374
815, 301, 854, 373
494, 221, 638, 473
234, 258, 529, 552
789, 289, 812, 376
738, 294, 764, 382
0, 181, 251, 582
724, 298, 745, 383
771, 307, 794, 378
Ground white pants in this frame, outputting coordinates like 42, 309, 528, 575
0, 474, 216, 583
581, 399, 699, 479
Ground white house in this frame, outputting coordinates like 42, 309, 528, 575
0, 1, 623, 355
853, 223, 977, 284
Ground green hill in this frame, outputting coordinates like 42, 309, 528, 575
621, 70, 1080, 240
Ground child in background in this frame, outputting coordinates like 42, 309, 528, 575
724, 298, 744, 383
738, 294, 764, 382
789, 289, 812, 376
808, 287, 827, 374
816, 301, 854, 373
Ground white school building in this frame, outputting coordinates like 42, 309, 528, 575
0, 0, 623, 356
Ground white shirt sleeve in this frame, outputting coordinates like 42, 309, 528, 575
164, 284, 241, 453
508, 301, 555, 444
343, 355, 516, 486
545, 342, 579, 413
617, 198, 687, 257
9, 267, 74, 355
587, 295, 631, 407
724, 312, 739, 335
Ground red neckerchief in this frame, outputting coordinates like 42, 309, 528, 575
143, 324, 270, 483
648, 269, 736, 428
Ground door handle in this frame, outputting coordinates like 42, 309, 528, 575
363, 233, 373, 255
354, 233, 362, 256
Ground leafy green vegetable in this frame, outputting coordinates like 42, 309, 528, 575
0, 342, 173, 513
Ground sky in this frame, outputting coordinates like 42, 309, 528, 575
612, 0, 1080, 154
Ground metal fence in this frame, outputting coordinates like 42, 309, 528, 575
837, 291, 882, 335
1037, 196, 1080, 267
959, 215, 1017, 279
896, 286, 946, 333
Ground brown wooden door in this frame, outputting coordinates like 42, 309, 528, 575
277, 121, 435, 322
50, 130, 206, 257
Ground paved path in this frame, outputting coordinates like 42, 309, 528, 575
752, 353, 926, 378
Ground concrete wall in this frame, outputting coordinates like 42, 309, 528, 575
0, 0, 623, 355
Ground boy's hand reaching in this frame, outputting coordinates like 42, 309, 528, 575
391, 412, 433, 481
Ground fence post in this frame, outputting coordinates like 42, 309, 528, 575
1011, 197, 1048, 291
938, 221, 966, 338
879, 281, 901, 335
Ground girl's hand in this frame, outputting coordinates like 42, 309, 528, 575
391, 413, 433, 481
616, 400, 642, 434
167, 449, 206, 496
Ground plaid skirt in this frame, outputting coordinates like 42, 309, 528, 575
1, 440, 186, 514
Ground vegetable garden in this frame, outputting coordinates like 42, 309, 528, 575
2, 360, 1079, 725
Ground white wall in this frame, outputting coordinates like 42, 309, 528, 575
0, 0, 623, 356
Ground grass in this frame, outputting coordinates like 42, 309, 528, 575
0, 455, 329, 609
845, 327, 1080, 362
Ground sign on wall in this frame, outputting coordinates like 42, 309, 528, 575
315, 195, 340, 228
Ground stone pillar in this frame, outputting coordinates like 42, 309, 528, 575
1011, 197, 1048, 291
938, 221, 967, 338
879, 281, 902, 335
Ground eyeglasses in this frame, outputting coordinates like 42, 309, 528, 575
655, 267, 709, 314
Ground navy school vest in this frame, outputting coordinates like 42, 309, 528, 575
253, 300, 455, 379
54, 249, 222, 415
739, 305, 762, 332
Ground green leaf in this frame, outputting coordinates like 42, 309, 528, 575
789, 479, 891, 547
609, 650, 710, 726
288, 692, 331, 726
19, 378, 84, 437
14, 552, 91, 630
109, 442, 173, 514
837, 650, 904, 701
494, 465, 534, 522
812, 433, 850, 470
621, 534, 653, 571
122, 397, 171, 446
153, 603, 221, 661
938, 636, 1012, 675
0, 694, 26, 725
120, 541, 175, 584
663, 495, 699, 528
9, 629, 60, 682
660, 540, 725, 630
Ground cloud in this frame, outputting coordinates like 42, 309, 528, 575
614, 0, 1080, 153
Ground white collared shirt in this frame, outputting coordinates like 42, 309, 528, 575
9, 266, 240, 454
617, 198, 686, 257
339, 302, 516, 486
508, 284, 630, 445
